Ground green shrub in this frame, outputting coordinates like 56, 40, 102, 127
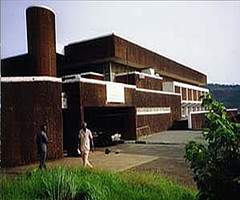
185, 93, 240, 200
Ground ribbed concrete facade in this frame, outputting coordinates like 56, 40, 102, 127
27, 6, 56, 76
1, 78, 63, 167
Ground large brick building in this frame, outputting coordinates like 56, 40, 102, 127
1, 6, 209, 167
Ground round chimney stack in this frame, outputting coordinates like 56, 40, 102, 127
27, 6, 56, 76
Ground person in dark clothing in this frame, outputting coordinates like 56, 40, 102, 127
37, 124, 49, 169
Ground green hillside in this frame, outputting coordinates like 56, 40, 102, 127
206, 84, 240, 110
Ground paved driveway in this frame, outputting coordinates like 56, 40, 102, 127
99, 130, 204, 188
100, 143, 195, 188
103, 143, 185, 158
138, 130, 203, 145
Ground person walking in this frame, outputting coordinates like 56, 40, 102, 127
36, 124, 49, 169
78, 122, 94, 168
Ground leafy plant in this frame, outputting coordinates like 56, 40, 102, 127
185, 93, 240, 200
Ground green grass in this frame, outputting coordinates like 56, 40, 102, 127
1, 167, 197, 200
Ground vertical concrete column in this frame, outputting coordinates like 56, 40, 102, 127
185, 106, 189, 117
188, 106, 192, 116
181, 106, 184, 117
191, 89, 194, 101
192, 106, 195, 112
196, 106, 200, 111
180, 87, 182, 101
27, 6, 56, 76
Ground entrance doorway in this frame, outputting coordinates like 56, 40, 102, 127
84, 106, 136, 142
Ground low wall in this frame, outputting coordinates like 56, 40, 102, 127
189, 109, 239, 130
226, 108, 238, 122
115, 72, 163, 91
188, 111, 208, 130
137, 114, 171, 137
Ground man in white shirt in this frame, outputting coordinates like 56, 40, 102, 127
78, 122, 94, 168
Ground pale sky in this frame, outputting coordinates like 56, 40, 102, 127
1, 1, 240, 84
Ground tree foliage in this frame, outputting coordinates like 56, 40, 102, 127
207, 83, 240, 110
185, 93, 240, 200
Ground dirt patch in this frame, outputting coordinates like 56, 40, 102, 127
127, 157, 196, 189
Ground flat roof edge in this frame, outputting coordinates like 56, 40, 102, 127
1, 76, 62, 83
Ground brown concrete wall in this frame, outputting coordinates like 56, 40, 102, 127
2, 81, 63, 167
188, 89, 192, 101
175, 86, 180, 93
81, 82, 107, 107
135, 89, 181, 138
78, 81, 181, 139
64, 36, 114, 63
62, 35, 207, 86
80, 82, 180, 114
115, 74, 136, 85
182, 88, 187, 100
1, 54, 35, 76
198, 91, 201, 101
193, 90, 197, 101
137, 114, 171, 136
191, 113, 206, 130
134, 90, 181, 119
113, 35, 207, 86
136, 76, 162, 91
226, 110, 238, 120
116, 73, 163, 90
191, 110, 239, 130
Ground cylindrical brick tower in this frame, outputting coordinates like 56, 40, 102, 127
26, 6, 56, 76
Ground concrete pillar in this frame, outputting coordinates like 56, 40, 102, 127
181, 106, 185, 117
186, 106, 190, 117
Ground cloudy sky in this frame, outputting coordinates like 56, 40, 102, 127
1, 1, 240, 84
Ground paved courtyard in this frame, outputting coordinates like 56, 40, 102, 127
138, 130, 203, 144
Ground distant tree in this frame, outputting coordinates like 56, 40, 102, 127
185, 93, 240, 200
207, 84, 240, 109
